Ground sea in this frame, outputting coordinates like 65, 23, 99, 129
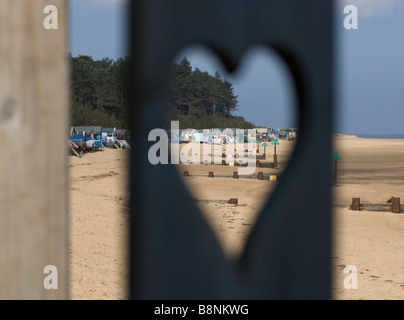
354, 134, 404, 139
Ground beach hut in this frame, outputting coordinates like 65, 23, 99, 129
254, 127, 268, 141
101, 127, 117, 148
180, 129, 194, 143
116, 128, 130, 140
167, 129, 180, 143
222, 128, 244, 144
201, 129, 213, 144
70, 126, 104, 152
115, 128, 131, 149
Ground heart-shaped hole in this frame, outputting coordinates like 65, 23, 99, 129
167, 45, 298, 260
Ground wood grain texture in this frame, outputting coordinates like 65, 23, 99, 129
0, 0, 69, 299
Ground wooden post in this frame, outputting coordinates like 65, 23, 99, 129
0, 1, 69, 299
209, 172, 214, 178
183, 171, 189, 176
233, 171, 239, 179
130, 0, 334, 300
256, 160, 260, 168
273, 154, 278, 169
352, 198, 361, 211
392, 197, 400, 213
258, 172, 264, 180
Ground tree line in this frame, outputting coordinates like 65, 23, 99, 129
167, 57, 254, 129
70, 54, 130, 128
70, 55, 255, 129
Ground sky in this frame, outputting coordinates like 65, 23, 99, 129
70, 0, 404, 135
70, 0, 128, 60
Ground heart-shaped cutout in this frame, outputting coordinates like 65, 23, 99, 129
167, 45, 298, 260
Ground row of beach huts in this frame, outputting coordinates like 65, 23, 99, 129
68, 126, 297, 157
69, 126, 131, 157
170, 127, 297, 144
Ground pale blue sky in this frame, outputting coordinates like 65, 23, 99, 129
70, 0, 128, 60
70, 0, 404, 134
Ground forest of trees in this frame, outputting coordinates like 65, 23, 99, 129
70, 55, 255, 129
167, 57, 255, 129
70, 54, 130, 128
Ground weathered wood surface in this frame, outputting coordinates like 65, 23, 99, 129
130, 0, 334, 299
0, 0, 69, 299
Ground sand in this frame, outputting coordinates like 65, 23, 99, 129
332, 135, 404, 300
69, 135, 404, 300
69, 149, 129, 299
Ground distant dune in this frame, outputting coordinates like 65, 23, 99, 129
333, 133, 358, 138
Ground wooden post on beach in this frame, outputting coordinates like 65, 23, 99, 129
273, 154, 278, 169
272, 139, 279, 169
392, 197, 400, 213
262, 142, 268, 160
0, 1, 69, 299
351, 198, 361, 211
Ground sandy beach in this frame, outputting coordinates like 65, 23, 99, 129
69, 135, 404, 299
69, 149, 129, 299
